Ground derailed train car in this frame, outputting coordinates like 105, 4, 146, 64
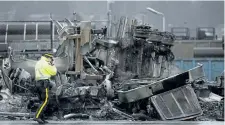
0, 18, 208, 121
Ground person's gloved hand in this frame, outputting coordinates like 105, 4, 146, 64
50, 59, 54, 66
48, 58, 54, 66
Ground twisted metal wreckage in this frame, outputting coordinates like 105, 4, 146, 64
0, 17, 223, 121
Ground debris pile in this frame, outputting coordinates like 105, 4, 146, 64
0, 17, 223, 121
196, 101, 221, 121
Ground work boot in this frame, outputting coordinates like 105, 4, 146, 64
33, 118, 45, 124
42, 119, 49, 124
41, 115, 49, 123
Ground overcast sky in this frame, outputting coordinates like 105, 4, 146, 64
0, 1, 224, 36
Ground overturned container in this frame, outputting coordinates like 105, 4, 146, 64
151, 85, 202, 120
117, 64, 205, 120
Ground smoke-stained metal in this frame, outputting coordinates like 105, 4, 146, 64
53, 20, 63, 34
0, 16, 213, 121
65, 18, 74, 26
151, 85, 203, 120
117, 65, 204, 103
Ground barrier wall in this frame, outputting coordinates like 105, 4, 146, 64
175, 58, 224, 81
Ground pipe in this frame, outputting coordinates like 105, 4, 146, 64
0, 112, 30, 117
162, 16, 165, 32
194, 47, 224, 57
64, 113, 89, 119
13, 49, 52, 54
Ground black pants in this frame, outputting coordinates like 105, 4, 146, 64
35, 80, 50, 119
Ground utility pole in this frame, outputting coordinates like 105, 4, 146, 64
107, 0, 114, 38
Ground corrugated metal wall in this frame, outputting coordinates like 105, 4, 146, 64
175, 58, 224, 81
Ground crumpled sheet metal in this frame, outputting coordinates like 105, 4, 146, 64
188, 63, 205, 82
60, 86, 100, 98
117, 65, 204, 103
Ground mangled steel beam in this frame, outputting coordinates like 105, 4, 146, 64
112, 107, 134, 120
58, 85, 101, 99
117, 64, 204, 103
80, 72, 103, 80
102, 101, 134, 120
64, 113, 89, 119
65, 18, 74, 26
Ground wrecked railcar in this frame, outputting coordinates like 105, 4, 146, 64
0, 18, 218, 121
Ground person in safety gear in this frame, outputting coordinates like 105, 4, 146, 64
33, 53, 57, 124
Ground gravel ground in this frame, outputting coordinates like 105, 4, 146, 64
195, 101, 223, 121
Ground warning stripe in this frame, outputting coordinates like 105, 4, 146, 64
36, 88, 48, 118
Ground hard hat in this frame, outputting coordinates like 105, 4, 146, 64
43, 53, 53, 58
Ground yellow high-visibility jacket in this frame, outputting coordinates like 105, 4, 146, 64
35, 56, 57, 80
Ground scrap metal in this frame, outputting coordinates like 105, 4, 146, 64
117, 65, 204, 103
150, 85, 203, 120
0, 16, 222, 122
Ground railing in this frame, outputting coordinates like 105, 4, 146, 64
0, 21, 54, 43
171, 27, 190, 40
171, 27, 218, 40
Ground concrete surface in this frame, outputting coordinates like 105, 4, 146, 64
0, 121, 224, 125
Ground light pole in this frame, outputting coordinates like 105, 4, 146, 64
146, 7, 165, 31
107, 0, 115, 38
